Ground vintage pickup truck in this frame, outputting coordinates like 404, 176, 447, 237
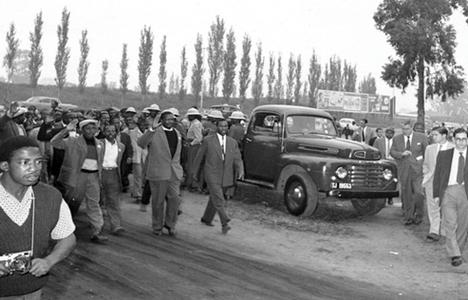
241, 105, 399, 217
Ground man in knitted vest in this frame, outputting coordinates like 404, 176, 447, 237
0, 136, 76, 298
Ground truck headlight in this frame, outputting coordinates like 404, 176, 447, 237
383, 169, 393, 180
335, 167, 348, 179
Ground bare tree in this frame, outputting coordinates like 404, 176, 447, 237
120, 44, 129, 97
179, 46, 188, 100
294, 56, 302, 104
77, 30, 90, 94
29, 12, 43, 90
285, 54, 296, 104
101, 59, 108, 94
207, 16, 225, 97
138, 26, 153, 97
3, 23, 19, 103
158, 35, 167, 99
54, 7, 71, 98
266, 54, 275, 102
222, 29, 236, 102
191, 34, 204, 106
238, 35, 251, 102
251, 43, 264, 106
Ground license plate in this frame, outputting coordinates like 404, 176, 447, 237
338, 183, 352, 189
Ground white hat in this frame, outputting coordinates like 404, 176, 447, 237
142, 108, 150, 114
79, 119, 98, 130
12, 107, 28, 118
0, 105, 5, 111
230, 111, 245, 120
146, 104, 160, 111
126, 107, 137, 114
168, 107, 180, 117
208, 110, 224, 119
186, 108, 201, 116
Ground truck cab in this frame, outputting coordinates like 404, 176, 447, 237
242, 105, 399, 216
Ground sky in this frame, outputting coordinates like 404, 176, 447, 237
1, 0, 468, 112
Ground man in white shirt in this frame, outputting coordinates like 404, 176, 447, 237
0, 136, 76, 297
423, 127, 454, 242
101, 124, 126, 235
433, 128, 468, 266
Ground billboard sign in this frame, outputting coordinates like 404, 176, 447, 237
317, 89, 391, 114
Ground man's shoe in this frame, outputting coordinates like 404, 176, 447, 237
413, 219, 422, 225
222, 225, 231, 234
387, 198, 393, 205
152, 230, 162, 236
426, 233, 440, 242
403, 219, 413, 226
451, 256, 463, 267
112, 227, 125, 236
91, 233, 109, 243
201, 218, 214, 227
139, 203, 147, 212
164, 225, 176, 237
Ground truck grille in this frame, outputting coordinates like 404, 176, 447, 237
348, 165, 385, 189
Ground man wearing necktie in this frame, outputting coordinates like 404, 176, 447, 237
390, 120, 428, 225
193, 119, 244, 234
423, 127, 454, 242
433, 128, 468, 267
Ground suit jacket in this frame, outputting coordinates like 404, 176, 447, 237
101, 138, 125, 190
423, 142, 455, 186
433, 148, 468, 201
352, 126, 376, 144
51, 129, 104, 188
193, 134, 244, 187
137, 126, 183, 181
373, 137, 393, 160
390, 132, 428, 180
0, 115, 22, 144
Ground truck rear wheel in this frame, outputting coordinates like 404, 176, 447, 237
351, 198, 386, 216
284, 172, 319, 217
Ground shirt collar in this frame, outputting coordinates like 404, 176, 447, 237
162, 126, 174, 131
217, 133, 225, 141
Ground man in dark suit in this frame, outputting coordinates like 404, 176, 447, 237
390, 120, 428, 225
193, 119, 244, 234
433, 128, 468, 267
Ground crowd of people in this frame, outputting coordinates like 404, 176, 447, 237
0, 101, 245, 298
349, 118, 468, 268
1, 100, 468, 298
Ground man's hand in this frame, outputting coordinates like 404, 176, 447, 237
237, 171, 244, 180
66, 119, 79, 131
192, 174, 198, 183
29, 258, 52, 277
402, 150, 412, 157
0, 262, 9, 277
127, 157, 133, 164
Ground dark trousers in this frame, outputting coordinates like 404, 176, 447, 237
149, 174, 181, 231
400, 169, 424, 222
102, 168, 122, 230
202, 182, 231, 227
141, 180, 151, 205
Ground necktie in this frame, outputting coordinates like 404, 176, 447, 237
405, 136, 411, 151
361, 128, 365, 142
386, 139, 390, 158
457, 152, 464, 184
221, 137, 225, 160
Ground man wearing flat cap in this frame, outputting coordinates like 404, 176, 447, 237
0, 102, 28, 144
51, 119, 108, 243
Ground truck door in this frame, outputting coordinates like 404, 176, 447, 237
243, 112, 282, 182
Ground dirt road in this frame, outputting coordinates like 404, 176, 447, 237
42, 184, 468, 299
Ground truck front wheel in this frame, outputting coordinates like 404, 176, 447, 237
284, 172, 319, 217
351, 198, 386, 216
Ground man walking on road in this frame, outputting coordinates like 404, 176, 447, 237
391, 120, 428, 225
138, 110, 183, 236
193, 119, 244, 234
423, 127, 453, 242
433, 128, 468, 267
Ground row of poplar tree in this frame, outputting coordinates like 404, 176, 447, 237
3, 8, 377, 106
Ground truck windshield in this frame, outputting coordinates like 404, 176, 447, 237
286, 115, 337, 136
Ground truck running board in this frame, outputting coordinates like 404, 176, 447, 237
241, 179, 275, 189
